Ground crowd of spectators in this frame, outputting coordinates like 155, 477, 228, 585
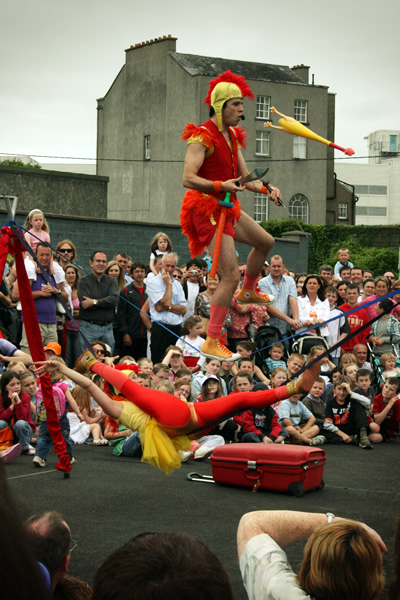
1, 230, 400, 596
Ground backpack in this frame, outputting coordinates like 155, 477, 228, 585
36, 382, 67, 421
0, 416, 14, 451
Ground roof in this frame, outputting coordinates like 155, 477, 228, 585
170, 52, 309, 86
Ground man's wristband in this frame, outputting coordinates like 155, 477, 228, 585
260, 185, 268, 194
213, 181, 223, 192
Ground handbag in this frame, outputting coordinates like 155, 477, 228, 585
0, 417, 14, 452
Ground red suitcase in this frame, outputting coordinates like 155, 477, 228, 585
209, 443, 326, 497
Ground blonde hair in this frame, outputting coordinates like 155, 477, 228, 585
339, 353, 357, 372
380, 353, 397, 369
48, 356, 67, 382
6, 360, 26, 373
24, 209, 50, 233
105, 260, 126, 294
308, 345, 326, 358
270, 367, 287, 384
155, 380, 174, 394
71, 384, 91, 413
298, 519, 384, 600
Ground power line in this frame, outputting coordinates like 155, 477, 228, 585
2, 151, 396, 164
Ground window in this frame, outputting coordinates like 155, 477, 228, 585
294, 100, 307, 123
354, 185, 387, 195
256, 131, 270, 156
390, 135, 397, 153
289, 194, 309, 223
144, 135, 151, 160
256, 96, 270, 119
338, 203, 348, 220
293, 136, 306, 159
254, 194, 268, 222
356, 206, 387, 216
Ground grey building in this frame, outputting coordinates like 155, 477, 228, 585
97, 35, 337, 227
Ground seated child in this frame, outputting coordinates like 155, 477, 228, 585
370, 299, 400, 357
324, 376, 372, 449
269, 367, 288, 410
343, 363, 359, 387
339, 352, 357, 373
308, 345, 335, 391
379, 352, 400, 382
265, 342, 286, 372
324, 285, 351, 366
370, 377, 400, 443
286, 353, 305, 380
352, 368, 380, 436
241, 401, 283, 444
324, 367, 342, 403
302, 377, 327, 444
277, 394, 319, 445
233, 341, 269, 384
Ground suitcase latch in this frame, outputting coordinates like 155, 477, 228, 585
247, 460, 257, 471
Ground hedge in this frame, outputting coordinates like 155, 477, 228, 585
260, 219, 400, 275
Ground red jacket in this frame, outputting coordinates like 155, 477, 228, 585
0, 392, 36, 432
241, 407, 281, 441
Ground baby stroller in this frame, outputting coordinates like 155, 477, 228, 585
253, 325, 287, 377
366, 336, 400, 385
291, 327, 329, 358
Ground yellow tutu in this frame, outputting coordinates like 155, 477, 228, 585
117, 401, 191, 475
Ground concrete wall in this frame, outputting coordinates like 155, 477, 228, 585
0, 165, 108, 219
0, 212, 309, 275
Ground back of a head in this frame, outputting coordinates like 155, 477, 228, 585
298, 519, 384, 600
25, 511, 71, 581
92, 531, 233, 600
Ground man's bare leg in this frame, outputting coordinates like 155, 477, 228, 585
201, 233, 241, 361
234, 212, 276, 305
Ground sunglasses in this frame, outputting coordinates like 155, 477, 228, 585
59, 248, 73, 253
173, 274, 182, 279
94, 349, 105, 355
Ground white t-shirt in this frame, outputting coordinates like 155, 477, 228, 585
240, 534, 313, 600
186, 281, 199, 318
24, 257, 65, 284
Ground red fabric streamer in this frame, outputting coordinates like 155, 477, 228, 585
0, 227, 70, 472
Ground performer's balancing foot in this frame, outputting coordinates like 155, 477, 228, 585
236, 286, 275, 306
201, 287, 275, 362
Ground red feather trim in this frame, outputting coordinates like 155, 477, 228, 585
114, 363, 140, 374
204, 70, 254, 107
181, 123, 214, 151
180, 189, 242, 258
231, 126, 247, 150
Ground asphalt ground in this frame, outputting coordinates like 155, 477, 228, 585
6, 439, 400, 599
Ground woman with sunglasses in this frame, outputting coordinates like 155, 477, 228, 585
55, 240, 77, 270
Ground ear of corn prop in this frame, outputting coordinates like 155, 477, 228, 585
265, 107, 355, 156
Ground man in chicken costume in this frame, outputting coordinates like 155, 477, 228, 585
181, 71, 283, 362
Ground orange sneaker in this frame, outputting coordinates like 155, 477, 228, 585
236, 286, 275, 306
201, 337, 241, 362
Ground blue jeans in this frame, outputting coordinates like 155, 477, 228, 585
79, 320, 115, 355
240, 432, 262, 443
121, 432, 142, 457
0, 419, 33, 451
35, 413, 72, 460
66, 329, 82, 368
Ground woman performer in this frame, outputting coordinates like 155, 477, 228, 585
36, 349, 320, 475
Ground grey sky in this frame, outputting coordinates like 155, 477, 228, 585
1, 0, 398, 165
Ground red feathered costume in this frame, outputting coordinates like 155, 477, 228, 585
180, 70, 253, 258
0, 227, 70, 472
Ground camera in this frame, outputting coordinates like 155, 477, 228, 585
192, 269, 199, 276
